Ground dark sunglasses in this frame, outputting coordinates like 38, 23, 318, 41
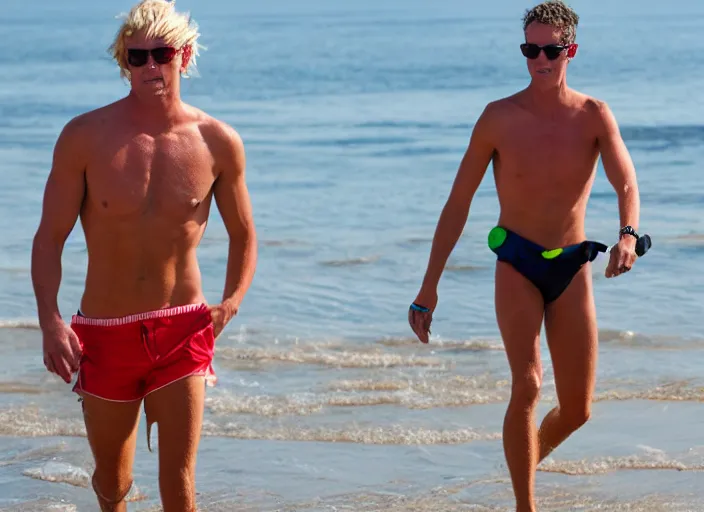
520, 43, 570, 61
127, 47, 178, 67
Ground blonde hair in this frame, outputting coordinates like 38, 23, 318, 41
109, 0, 203, 81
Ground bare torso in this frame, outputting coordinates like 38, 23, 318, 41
76, 99, 225, 317
490, 88, 602, 248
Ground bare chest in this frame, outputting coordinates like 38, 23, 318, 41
494, 116, 598, 191
86, 132, 216, 219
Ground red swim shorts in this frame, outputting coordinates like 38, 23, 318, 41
71, 303, 217, 402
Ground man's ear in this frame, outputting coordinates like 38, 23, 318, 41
181, 44, 193, 72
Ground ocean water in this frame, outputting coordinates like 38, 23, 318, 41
1, 0, 704, 510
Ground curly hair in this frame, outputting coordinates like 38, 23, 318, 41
522, 1, 579, 44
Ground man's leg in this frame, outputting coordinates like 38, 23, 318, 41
144, 375, 206, 512
81, 395, 142, 512
494, 261, 545, 512
538, 264, 598, 462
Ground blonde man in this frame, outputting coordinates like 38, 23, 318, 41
31, 1, 257, 510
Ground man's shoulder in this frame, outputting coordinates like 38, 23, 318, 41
490, 88, 611, 116
491, 91, 523, 107
187, 106, 242, 149
483, 94, 519, 116
569, 90, 611, 116
470, 95, 520, 136
569, 91, 617, 133
52, 103, 123, 166
477, 93, 528, 124
185, 107, 245, 172
60, 100, 124, 138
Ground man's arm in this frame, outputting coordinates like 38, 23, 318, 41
418, 104, 497, 294
31, 117, 87, 330
212, 124, 258, 318
595, 100, 641, 238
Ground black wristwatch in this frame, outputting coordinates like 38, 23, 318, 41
619, 225, 639, 240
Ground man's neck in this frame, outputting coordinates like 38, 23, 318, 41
526, 79, 570, 107
126, 90, 184, 128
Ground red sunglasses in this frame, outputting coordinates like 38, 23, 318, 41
127, 46, 178, 67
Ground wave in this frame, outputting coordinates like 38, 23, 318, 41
0, 320, 39, 330
0, 443, 68, 467
593, 380, 704, 402
354, 120, 467, 130
621, 124, 704, 151
0, 381, 46, 395
669, 233, 704, 246
206, 394, 324, 417
0, 500, 80, 512
375, 336, 504, 351
319, 255, 380, 267
299, 136, 415, 147
205, 374, 704, 418
22, 462, 90, 488
1, 378, 702, 436
260, 238, 309, 247
0, 407, 86, 437
444, 263, 487, 272
205, 374, 510, 417
0, 404, 495, 445
370, 146, 454, 158
217, 346, 445, 369
21, 462, 148, 503
201, 421, 500, 445
287, 481, 699, 512
597, 329, 701, 350
538, 454, 704, 475
325, 378, 412, 392
396, 236, 432, 246
0, 266, 29, 276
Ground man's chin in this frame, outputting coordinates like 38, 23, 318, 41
530, 74, 561, 87
134, 85, 171, 98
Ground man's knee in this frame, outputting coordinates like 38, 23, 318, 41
561, 402, 591, 430
509, 371, 542, 408
92, 470, 133, 508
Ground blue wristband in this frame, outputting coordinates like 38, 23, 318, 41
410, 303, 430, 313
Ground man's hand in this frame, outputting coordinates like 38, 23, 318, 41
209, 301, 238, 339
408, 289, 438, 344
42, 322, 82, 384
605, 236, 637, 278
